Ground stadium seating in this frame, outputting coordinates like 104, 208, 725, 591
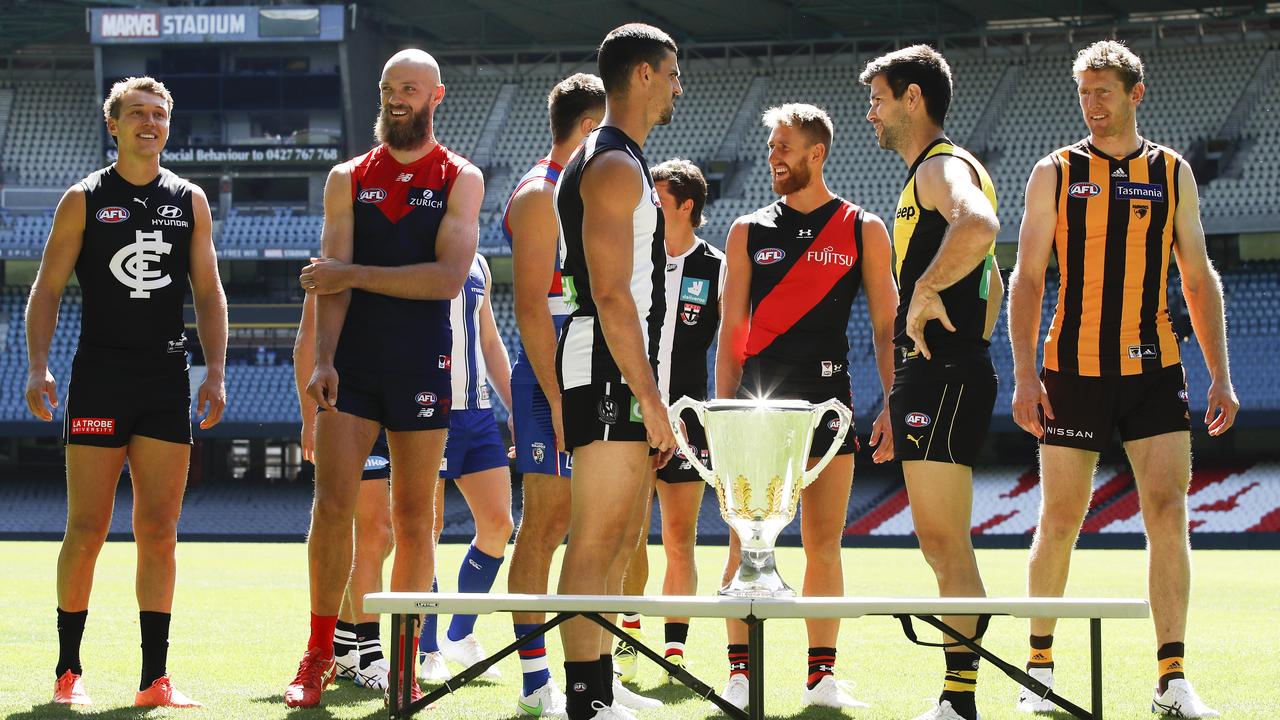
0, 80, 100, 188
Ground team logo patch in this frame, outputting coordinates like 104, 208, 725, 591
110, 230, 172, 298
96, 206, 129, 223
1068, 182, 1101, 198
820, 360, 844, 377
357, 188, 386, 203
598, 397, 618, 425
531, 442, 546, 464
1127, 344, 1158, 360
415, 392, 437, 406
156, 204, 183, 219
364, 455, 389, 472
754, 248, 785, 265
70, 417, 114, 435
1114, 181, 1165, 202
905, 412, 931, 428
1133, 204, 1149, 219
1178, 388, 1189, 402
680, 302, 702, 326
438, 355, 451, 370
680, 277, 709, 304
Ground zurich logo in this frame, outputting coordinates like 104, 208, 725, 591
421, 188, 433, 200
156, 204, 183, 219
358, 188, 387, 203
1068, 182, 1101, 198
96, 206, 129, 223
754, 248, 785, 265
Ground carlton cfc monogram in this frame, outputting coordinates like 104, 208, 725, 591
110, 230, 172, 298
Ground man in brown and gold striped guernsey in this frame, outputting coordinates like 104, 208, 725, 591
1008, 40, 1238, 718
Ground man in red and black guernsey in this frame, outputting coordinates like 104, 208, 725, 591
863, 46, 1002, 720
715, 104, 898, 712
286, 49, 483, 708
26, 76, 227, 709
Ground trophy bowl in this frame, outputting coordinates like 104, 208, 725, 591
669, 396, 851, 597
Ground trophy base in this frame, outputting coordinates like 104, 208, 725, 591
719, 548, 795, 598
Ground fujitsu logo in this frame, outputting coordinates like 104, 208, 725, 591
805, 245, 854, 267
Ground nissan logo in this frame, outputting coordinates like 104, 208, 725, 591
157, 205, 183, 219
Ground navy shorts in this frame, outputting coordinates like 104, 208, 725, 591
1040, 364, 1190, 452
889, 350, 997, 467
511, 364, 572, 477
440, 408, 509, 480
63, 350, 191, 448
738, 361, 857, 457
362, 430, 391, 481
332, 365, 451, 432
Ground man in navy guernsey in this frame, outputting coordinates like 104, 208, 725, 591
26, 76, 227, 708
286, 49, 483, 708
863, 45, 1003, 720
503, 73, 605, 720
553, 23, 681, 720
715, 104, 898, 712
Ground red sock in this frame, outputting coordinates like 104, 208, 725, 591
308, 613, 339, 656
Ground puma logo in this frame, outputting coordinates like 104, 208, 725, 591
132, 197, 149, 208
907, 434, 922, 448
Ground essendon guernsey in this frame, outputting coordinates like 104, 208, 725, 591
744, 197, 863, 379
335, 143, 470, 374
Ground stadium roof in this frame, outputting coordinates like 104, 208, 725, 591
0, 1, 1274, 56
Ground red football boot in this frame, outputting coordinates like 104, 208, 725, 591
284, 649, 337, 708
52, 670, 92, 705
134, 675, 202, 707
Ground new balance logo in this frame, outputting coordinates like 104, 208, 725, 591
1111, 167, 1127, 178
396, 172, 414, 182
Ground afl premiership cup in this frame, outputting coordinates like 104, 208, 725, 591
668, 397, 851, 597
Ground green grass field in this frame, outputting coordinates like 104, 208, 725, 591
1, 541, 1274, 719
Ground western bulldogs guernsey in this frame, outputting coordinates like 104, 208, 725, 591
451, 254, 492, 410
502, 158, 570, 362
76, 165, 194, 360
744, 197, 864, 384
554, 126, 666, 393
335, 143, 470, 374
659, 239, 725, 401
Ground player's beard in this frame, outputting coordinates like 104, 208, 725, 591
877, 118, 905, 151
772, 160, 812, 196
376, 103, 432, 150
656, 95, 675, 126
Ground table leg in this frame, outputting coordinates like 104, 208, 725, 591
1090, 618, 1103, 720
747, 616, 764, 720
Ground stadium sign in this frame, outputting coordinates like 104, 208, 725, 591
89, 6, 344, 44
106, 145, 341, 165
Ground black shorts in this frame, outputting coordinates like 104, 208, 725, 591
561, 381, 649, 451
63, 351, 191, 448
362, 430, 391, 481
1040, 364, 1190, 452
889, 351, 997, 467
331, 365, 451, 432
738, 363, 857, 457
663, 410, 710, 483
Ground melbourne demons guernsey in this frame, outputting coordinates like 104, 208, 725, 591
1043, 139, 1182, 376
658, 239, 725, 401
76, 165, 194, 363
450, 254, 492, 410
744, 197, 864, 383
554, 126, 666, 393
501, 158, 570, 362
335, 143, 470, 374
893, 138, 999, 358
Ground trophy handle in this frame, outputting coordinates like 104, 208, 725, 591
668, 396, 715, 484
802, 398, 853, 488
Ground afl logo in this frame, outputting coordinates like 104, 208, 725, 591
754, 248, 785, 265
905, 412, 931, 428
1068, 182, 1101, 198
96, 207, 129, 223
156, 204, 182, 219
358, 188, 387, 204
415, 392, 437, 406
827, 417, 841, 431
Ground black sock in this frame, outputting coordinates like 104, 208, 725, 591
356, 621, 384, 668
564, 660, 604, 719
1028, 633, 1054, 670
334, 620, 357, 657
139, 611, 171, 691
728, 643, 750, 678
940, 651, 980, 720
664, 622, 689, 646
599, 654, 614, 704
806, 646, 837, 689
56, 608, 88, 678
1157, 642, 1186, 694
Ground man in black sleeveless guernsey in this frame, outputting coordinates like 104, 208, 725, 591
715, 104, 899, 712
863, 46, 1002, 720
553, 24, 680, 720
25, 77, 227, 708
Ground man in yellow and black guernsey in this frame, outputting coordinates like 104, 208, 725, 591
1008, 41, 1236, 718
861, 45, 1002, 720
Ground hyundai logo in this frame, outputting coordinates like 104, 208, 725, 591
156, 204, 183, 219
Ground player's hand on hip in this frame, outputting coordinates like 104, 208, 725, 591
1011, 374, 1053, 438
307, 364, 340, 411
870, 405, 894, 463
904, 287, 954, 361
300, 257, 352, 295
1204, 380, 1239, 436
196, 374, 227, 429
24, 369, 57, 422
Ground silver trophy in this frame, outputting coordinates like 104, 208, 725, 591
668, 397, 852, 597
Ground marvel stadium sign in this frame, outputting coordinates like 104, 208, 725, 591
89, 6, 344, 44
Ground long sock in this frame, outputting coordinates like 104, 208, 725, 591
806, 646, 836, 689
420, 577, 440, 654
308, 612, 339, 656
356, 621, 384, 669
447, 545, 504, 641
56, 608, 88, 678
1157, 642, 1186, 694
1028, 633, 1054, 669
940, 651, 980, 720
564, 660, 604, 720
514, 624, 552, 697
728, 643, 749, 679
334, 620, 357, 657
621, 614, 641, 631
599, 655, 614, 705
138, 611, 171, 691
664, 622, 689, 659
